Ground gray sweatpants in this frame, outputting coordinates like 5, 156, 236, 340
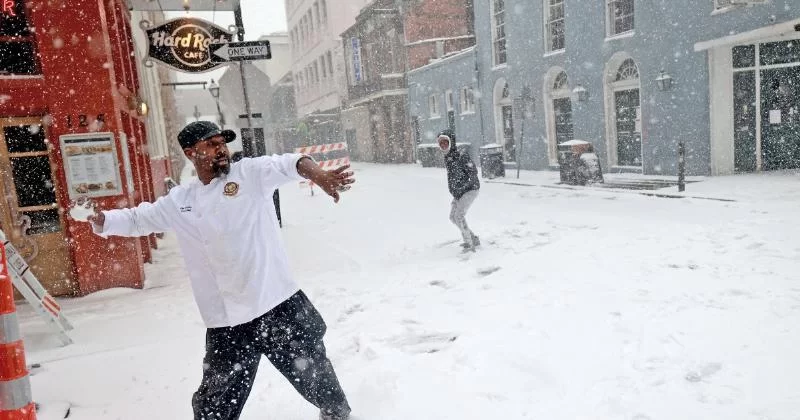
450, 189, 479, 246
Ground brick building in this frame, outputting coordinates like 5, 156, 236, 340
0, 0, 179, 296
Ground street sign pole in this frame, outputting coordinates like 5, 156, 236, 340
234, 5, 256, 157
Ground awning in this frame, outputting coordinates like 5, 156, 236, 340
127, 0, 240, 11
694, 18, 800, 52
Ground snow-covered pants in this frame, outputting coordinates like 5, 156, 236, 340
450, 189, 479, 246
192, 291, 350, 420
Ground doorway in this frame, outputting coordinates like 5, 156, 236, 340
733, 40, 800, 171
0, 117, 75, 295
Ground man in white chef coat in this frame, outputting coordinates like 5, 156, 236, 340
88, 121, 354, 420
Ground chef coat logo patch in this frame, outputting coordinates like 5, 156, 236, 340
223, 182, 239, 197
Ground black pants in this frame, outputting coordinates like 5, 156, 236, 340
192, 291, 350, 420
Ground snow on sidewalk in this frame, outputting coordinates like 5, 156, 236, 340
17, 163, 800, 419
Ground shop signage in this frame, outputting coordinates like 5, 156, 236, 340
211, 40, 272, 62
2, 0, 16, 16
59, 132, 124, 200
142, 17, 235, 73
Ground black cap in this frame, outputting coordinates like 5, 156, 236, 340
177, 121, 236, 149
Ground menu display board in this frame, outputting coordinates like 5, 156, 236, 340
59, 132, 123, 199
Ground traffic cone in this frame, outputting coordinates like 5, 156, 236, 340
0, 244, 36, 420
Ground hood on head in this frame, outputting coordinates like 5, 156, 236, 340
438, 129, 456, 152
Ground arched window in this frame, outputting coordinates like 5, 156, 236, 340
554, 71, 569, 91
615, 59, 639, 82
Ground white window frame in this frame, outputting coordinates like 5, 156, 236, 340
543, 68, 572, 165
714, 0, 733, 9
429, 95, 440, 119
460, 86, 476, 114
543, 0, 566, 53
603, 53, 643, 169
491, 0, 507, 66
606, 0, 635, 38
445, 90, 455, 112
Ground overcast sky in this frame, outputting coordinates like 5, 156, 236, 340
166, 0, 287, 83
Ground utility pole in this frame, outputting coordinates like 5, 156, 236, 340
234, 5, 256, 157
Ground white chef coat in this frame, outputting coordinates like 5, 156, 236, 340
93, 153, 308, 328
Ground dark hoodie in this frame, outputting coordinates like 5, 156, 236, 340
439, 129, 480, 199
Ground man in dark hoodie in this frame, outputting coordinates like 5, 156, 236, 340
438, 128, 481, 252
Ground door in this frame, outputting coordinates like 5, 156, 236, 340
502, 105, 515, 162
733, 70, 757, 172
0, 118, 75, 295
553, 97, 574, 145
760, 66, 800, 170
614, 88, 642, 166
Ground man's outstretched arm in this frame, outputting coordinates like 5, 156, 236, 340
88, 196, 174, 237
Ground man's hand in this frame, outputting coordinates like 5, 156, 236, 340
297, 157, 355, 203
87, 209, 105, 230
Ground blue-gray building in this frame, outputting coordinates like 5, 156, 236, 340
409, 0, 800, 175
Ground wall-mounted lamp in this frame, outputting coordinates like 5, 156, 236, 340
656, 70, 674, 91
126, 94, 149, 117
572, 85, 589, 102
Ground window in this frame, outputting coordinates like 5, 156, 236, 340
313, 61, 320, 84
429, 95, 440, 118
491, 0, 507, 65
607, 0, 634, 37
308, 10, 314, 33
445, 90, 454, 112
0, 1, 39, 75
554, 71, 569, 91
314, 2, 320, 27
320, 56, 327, 78
615, 58, 639, 81
3, 123, 60, 234
320, 0, 328, 25
460, 87, 476, 114
544, 0, 565, 52
301, 16, 308, 45
714, 0, 733, 9
327, 51, 334, 75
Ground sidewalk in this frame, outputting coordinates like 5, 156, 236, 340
485, 168, 799, 203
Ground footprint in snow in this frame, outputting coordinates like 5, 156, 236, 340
477, 266, 501, 276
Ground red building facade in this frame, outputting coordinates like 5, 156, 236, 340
0, 0, 165, 296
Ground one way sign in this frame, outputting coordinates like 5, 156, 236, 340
212, 40, 272, 62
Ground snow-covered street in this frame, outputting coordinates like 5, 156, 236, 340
18, 164, 800, 420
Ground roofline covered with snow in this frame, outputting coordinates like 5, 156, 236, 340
694, 18, 800, 52
407, 46, 476, 76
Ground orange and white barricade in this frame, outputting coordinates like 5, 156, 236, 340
295, 142, 351, 194
0, 243, 36, 420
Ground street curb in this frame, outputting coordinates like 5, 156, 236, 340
486, 180, 738, 202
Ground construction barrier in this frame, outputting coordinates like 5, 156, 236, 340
295, 142, 351, 193
0, 230, 73, 347
0, 243, 36, 420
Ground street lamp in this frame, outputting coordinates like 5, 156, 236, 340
655, 70, 674, 92
208, 79, 225, 128
572, 85, 589, 102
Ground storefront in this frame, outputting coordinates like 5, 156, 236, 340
0, 0, 164, 296
700, 19, 800, 175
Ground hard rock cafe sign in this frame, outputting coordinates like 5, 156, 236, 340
141, 17, 235, 73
